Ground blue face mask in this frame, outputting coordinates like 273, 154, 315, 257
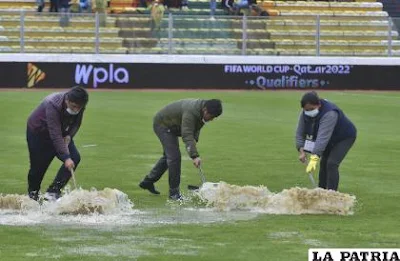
304, 108, 319, 118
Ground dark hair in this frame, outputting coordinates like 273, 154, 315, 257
67, 86, 89, 107
204, 99, 223, 117
300, 91, 320, 108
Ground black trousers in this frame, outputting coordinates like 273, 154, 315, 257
26, 128, 81, 194
143, 124, 181, 195
50, 0, 58, 12
319, 137, 356, 191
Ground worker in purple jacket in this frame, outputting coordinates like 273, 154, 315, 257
26, 86, 89, 201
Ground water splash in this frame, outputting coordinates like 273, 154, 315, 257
47, 188, 133, 215
0, 187, 257, 226
194, 182, 356, 215
0, 188, 141, 226
1, 188, 134, 215
0, 193, 39, 211
0, 182, 357, 227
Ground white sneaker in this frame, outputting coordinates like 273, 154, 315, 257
209, 16, 216, 21
43, 192, 61, 201
182, 6, 189, 10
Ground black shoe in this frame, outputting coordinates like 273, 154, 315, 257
139, 181, 160, 195
169, 193, 182, 201
28, 190, 39, 201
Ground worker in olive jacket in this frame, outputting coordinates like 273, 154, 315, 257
139, 98, 223, 200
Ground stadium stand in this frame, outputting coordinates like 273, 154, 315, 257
379, 0, 400, 36
259, 0, 399, 55
379, 0, 400, 17
0, 0, 398, 55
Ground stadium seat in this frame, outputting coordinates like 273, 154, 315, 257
0, 0, 397, 56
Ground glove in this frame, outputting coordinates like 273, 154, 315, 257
306, 154, 320, 173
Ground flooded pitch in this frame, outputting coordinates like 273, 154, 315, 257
0, 182, 356, 227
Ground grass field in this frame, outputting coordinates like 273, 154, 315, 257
0, 90, 399, 261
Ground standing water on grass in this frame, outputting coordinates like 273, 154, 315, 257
0, 182, 356, 226
0, 187, 257, 226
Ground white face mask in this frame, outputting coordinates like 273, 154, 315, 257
304, 108, 319, 118
66, 107, 80, 115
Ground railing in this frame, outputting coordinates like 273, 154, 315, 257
0, 10, 399, 56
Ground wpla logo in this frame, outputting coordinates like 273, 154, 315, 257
75, 63, 129, 88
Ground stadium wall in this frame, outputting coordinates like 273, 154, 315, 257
1, 54, 400, 90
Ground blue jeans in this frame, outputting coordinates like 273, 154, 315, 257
59, 6, 70, 26
210, 0, 216, 16
234, 0, 248, 8
233, 0, 248, 14
37, 0, 45, 11
26, 128, 81, 194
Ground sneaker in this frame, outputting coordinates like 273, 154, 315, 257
169, 193, 183, 201
139, 181, 160, 195
28, 190, 39, 201
181, 5, 189, 10
43, 192, 61, 201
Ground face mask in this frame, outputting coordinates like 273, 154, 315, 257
304, 108, 319, 118
66, 107, 80, 115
